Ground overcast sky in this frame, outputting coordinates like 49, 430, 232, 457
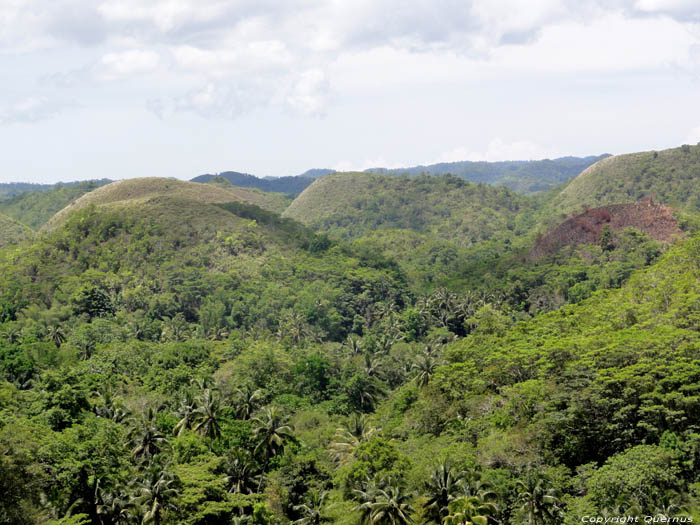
1, 0, 699, 183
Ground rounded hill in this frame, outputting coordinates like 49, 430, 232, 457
282, 172, 536, 246
45, 177, 288, 230
0, 213, 33, 249
551, 144, 700, 216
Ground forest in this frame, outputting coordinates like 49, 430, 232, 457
1, 145, 700, 524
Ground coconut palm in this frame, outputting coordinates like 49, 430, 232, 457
330, 413, 377, 465
222, 449, 260, 495
292, 490, 330, 525
654, 490, 689, 519
95, 480, 131, 525
514, 471, 563, 525
368, 484, 414, 525
422, 462, 464, 523
129, 409, 168, 462
443, 495, 497, 525
192, 389, 223, 440
412, 354, 438, 388
94, 390, 130, 424
173, 392, 197, 436
0, 326, 21, 344
233, 384, 264, 420
132, 469, 179, 525
47, 324, 66, 348
344, 336, 364, 356
252, 406, 295, 488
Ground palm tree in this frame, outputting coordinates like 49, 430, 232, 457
94, 390, 130, 423
344, 336, 364, 356
232, 384, 264, 420
367, 484, 414, 525
132, 469, 179, 525
363, 354, 385, 379
95, 480, 131, 525
0, 326, 21, 344
173, 392, 196, 436
654, 490, 689, 519
292, 490, 330, 525
353, 479, 380, 524
251, 407, 295, 488
330, 413, 377, 465
443, 495, 497, 525
514, 471, 563, 525
47, 324, 66, 348
129, 409, 168, 462
422, 462, 464, 523
192, 389, 223, 441
222, 449, 259, 495
412, 354, 438, 388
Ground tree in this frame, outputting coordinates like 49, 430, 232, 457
233, 385, 264, 420
47, 324, 66, 348
129, 409, 168, 462
222, 449, 259, 495
132, 469, 179, 525
354, 481, 414, 525
443, 495, 496, 525
292, 490, 330, 525
412, 354, 438, 389
514, 471, 563, 525
173, 393, 197, 437
331, 413, 377, 465
192, 389, 223, 441
252, 407, 295, 488
422, 462, 463, 523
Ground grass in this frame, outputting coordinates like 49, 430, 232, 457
46, 177, 290, 230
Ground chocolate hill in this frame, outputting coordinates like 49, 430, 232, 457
531, 198, 681, 258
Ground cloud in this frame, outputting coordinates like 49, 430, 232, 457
633, 0, 700, 21
436, 139, 558, 163
685, 125, 700, 145
96, 49, 160, 79
0, 97, 68, 124
3, 0, 700, 123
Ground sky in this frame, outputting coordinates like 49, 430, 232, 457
1, 0, 699, 183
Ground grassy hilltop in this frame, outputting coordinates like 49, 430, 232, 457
551, 144, 700, 216
283, 172, 537, 246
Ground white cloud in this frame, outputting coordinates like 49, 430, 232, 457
436, 139, 558, 163
0, 97, 68, 124
685, 125, 700, 145
285, 70, 330, 116
333, 157, 406, 172
96, 49, 160, 79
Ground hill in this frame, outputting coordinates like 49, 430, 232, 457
366, 155, 609, 193
0, 213, 32, 249
192, 171, 317, 195
0, 180, 111, 229
551, 144, 700, 215
283, 172, 537, 246
46, 177, 289, 230
530, 198, 681, 258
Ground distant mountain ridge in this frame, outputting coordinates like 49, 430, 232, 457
364, 155, 610, 193
191, 171, 321, 195
191, 156, 607, 196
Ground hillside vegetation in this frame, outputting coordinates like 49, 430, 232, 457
552, 144, 700, 215
284, 173, 537, 246
0, 180, 110, 229
0, 213, 32, 249
46, 177, 289, 230
1, 148, 700, 524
